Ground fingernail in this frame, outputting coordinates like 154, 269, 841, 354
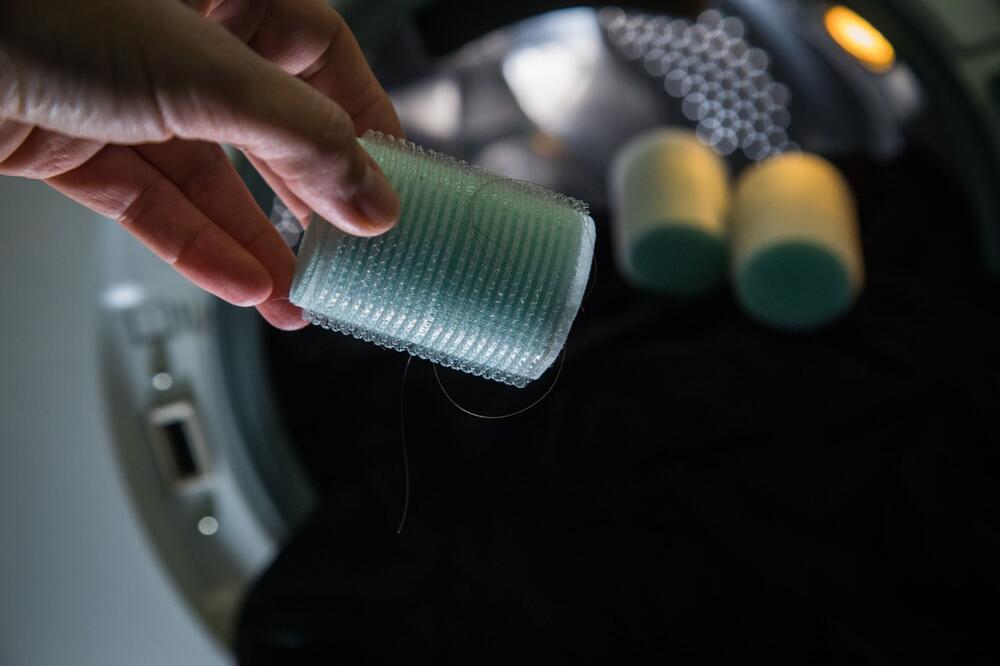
352, 160, 400, 231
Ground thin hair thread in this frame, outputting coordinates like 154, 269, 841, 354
432, 347, 567, 420
396, 355, 413, 535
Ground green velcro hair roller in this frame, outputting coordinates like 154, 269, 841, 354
289, 131, 596, 388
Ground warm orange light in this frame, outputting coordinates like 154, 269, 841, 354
825, 5, 895, 73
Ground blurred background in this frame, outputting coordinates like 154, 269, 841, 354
3, 0, 1000, 664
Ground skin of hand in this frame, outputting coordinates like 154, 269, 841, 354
0, 0, 404, 330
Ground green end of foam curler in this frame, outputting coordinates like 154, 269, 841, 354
290, 131, 596, 388
630, 225, 727, 296
735, 241, 854, 331
609, 128, 730, 298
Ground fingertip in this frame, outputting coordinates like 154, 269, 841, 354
314, 186, 399, 238
227, 284, 274, 308
169, 226, 275, 308
346, 215, 397, 237
257, 298, 308, 330
349, 157, 400, 233
211, 268, 273, 307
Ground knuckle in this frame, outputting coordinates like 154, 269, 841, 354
344, 76, 382, 121
179, 148, 228, 204
297, 12, 345, 78
171, 221, 214, 267
118, 180, 165, 232
0, 120, 33, 170
0, 126, 103, 179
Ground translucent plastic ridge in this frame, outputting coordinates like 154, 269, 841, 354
289, 130, 596, 388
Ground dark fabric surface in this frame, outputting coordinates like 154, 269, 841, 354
238, 150, 1000, 664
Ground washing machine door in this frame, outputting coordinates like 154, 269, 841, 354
231, 1, 1000, 664
95, 156, 316, 645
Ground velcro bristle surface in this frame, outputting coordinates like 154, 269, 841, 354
289, 131, 596, 388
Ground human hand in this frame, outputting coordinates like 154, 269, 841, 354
0, 0, 403, 329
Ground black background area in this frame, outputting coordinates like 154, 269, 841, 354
237, 149, 1000, 664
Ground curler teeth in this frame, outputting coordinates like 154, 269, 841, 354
289, 130, 596, 388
